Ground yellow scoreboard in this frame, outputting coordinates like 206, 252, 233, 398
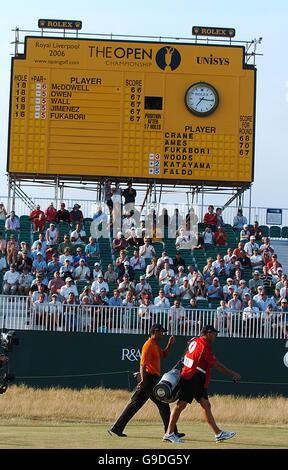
8, 37, 256, 185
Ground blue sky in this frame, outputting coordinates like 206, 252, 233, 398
1, 0, 288, 208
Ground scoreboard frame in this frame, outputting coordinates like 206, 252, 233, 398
7, 36, 256, 187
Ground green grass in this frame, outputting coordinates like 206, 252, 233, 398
0, 421, 286, 449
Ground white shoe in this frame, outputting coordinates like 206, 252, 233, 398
215, 431, 236, 442
163, 432, 183, 443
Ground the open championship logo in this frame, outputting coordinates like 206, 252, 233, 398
121, 348, 141, 361
156, 46, 181, 71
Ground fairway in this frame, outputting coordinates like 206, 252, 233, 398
0, 421, 286, 449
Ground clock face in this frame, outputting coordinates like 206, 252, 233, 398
185, 82, 219, 116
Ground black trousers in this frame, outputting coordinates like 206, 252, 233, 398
111, 373, 177, 433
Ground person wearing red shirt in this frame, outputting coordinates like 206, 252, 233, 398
29, 205, 46, 232
163, 325, 241, 443
203, 205, 217, 232
214, 226, 228, 246
44, 202, 57, 223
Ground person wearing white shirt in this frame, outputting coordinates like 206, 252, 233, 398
129, 250, 145, 271
91, 274, 109, 295
154, 289, 171, 309
59, 278, 79, 300
3, 265, 20, 294
74, 259, 91, 281
139, 238, 156, 259
244, 236, 259, 257
159, 262, 175, 284
70, 223, 86, 246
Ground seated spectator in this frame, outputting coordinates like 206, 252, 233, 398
0, 232, 7, 255
154, 288, 170, 310
262, 249, 272, 266
0, 202, 7, 220
59, 258, 75, 281
73, 246, 88, 267
31, 284, 49, 304
259, 237, 274, 255
270, 288, 282, 310
223, 278, 237, 301
138, 295, 154, 333
32, 293, 49, 326
45, 223, 59, 247
108, 289, 123, 307
266, 254, 282, 271
250, 221, 263, 241
62, 292, 79, 331
5, 211, 20, 230
261, 304, 277, 338
175, 227, 191, 249
31, 232, 47, 253
92, 262, 103, 280
29, 205, 46, 232
30, 273, 49, 292
6, 234, 18, 265
156, 252, 173, 272
175, 266, 186, 286
70, 203, 84, 223
135, 275, 152, 299
56, 202, 71, 224
59, 277, 79, 300
59, 248, 74, 265
260, 265, 274, 293
0, 251, 7, 271
248, 270, 263, 295
139, 237, 156, 259
58, 234, 74, 255
32, 252, 47, 276
145, 257, 158, 279
236, 279, 251, 301
214, 226, 227, 246
47, 254, 62, 275
18, 268, 34, 296
48, 271, 65, 296
16, 251, 32, 273
173, 251, 186, 271
237, 249, 252, 268
203, 205, 217, 231
169, 299, 188, 334
3, 264, 19, 295
118, 274, 135, 298
232, 208, 247, 231
70, 223, 86, 246
254, 289, 272, 312
250, 248, 263, 271
118, 260, 135, 283
239, 224, 250, 242
203, 226, 214, 245
244, 236, 259, 257
207, 277, 223, 301
79, 286, 94, 305
216, 300, 231, 332
194, 275, 207, 299
112, 231, 128, 253
74, 258, 91, 281
48, 293, 62, 330
214, 258, 230, 277
227, 291, 242, 312
91, 273, 109, 295
126, 227, 139, 248
202, 257, 214, 281
179, 277, 194, 300
84, 236, 100, 258
242, 299, 260, 336
163, 276, 180, 300
159, 261, 175, 285
129, 249, 145, 271
44, 202, 57, 222
122, 290, 138, 307
104, 263, 118, 284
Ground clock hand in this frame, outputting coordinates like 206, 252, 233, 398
195, 97, 205, 107
202, 99, 214, 102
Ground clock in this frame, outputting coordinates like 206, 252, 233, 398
185, 82, 219, 116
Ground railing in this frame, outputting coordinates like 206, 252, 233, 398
1, 194, 288, 229
0, 295, 287, 339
